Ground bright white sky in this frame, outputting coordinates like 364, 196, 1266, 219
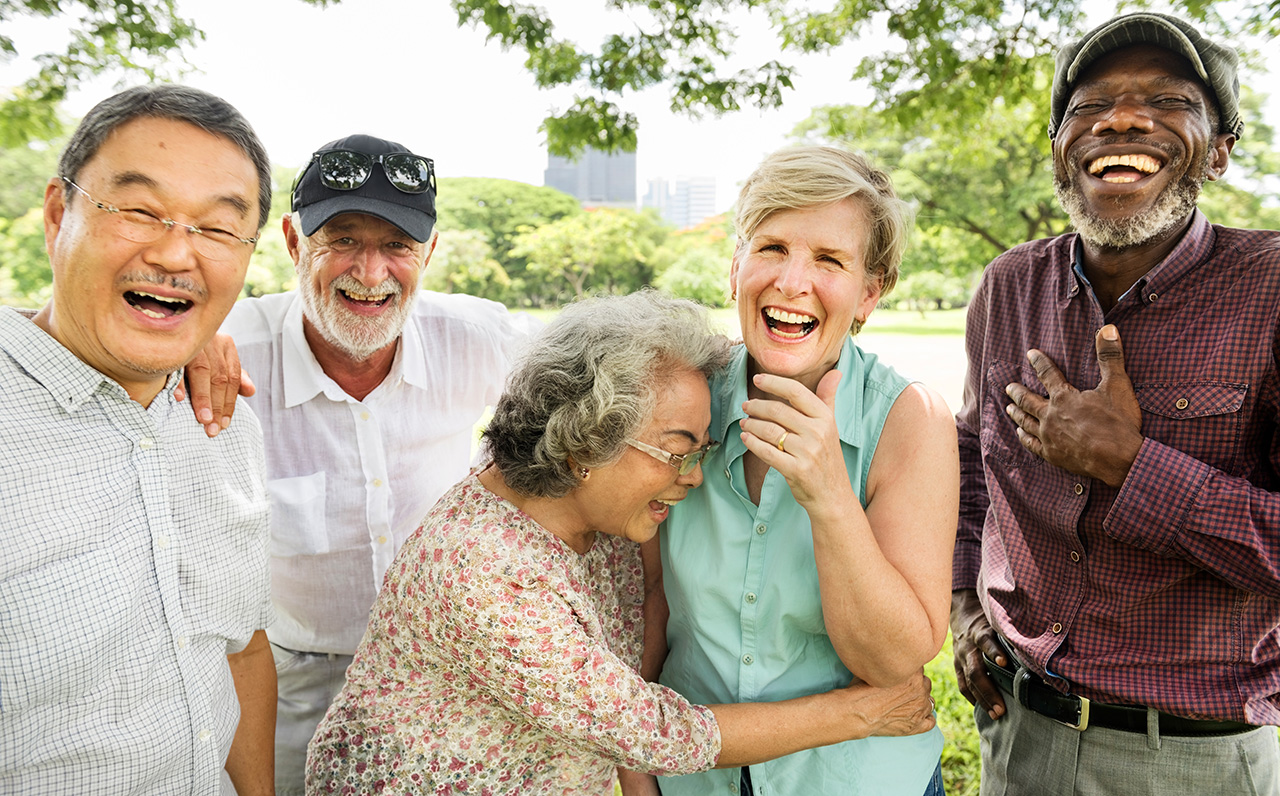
2, 0, 1277, 214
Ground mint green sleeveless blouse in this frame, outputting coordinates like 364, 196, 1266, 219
659, 340, 943, 795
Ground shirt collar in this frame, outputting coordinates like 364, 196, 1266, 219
280, 294, 424, 407
0, 307, 181, 412
1068, 210, 1215, 306
713, 338, 867, 458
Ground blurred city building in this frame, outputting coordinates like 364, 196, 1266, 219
544, 147, 636, 208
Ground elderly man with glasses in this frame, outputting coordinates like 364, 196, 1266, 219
0, 84, 275, 795
187, 134, 535, 795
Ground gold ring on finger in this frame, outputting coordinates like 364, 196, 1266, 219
776, 431, 788, 452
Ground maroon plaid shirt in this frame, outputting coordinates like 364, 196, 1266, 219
955, 212, 1280, 724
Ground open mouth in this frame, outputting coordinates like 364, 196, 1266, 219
339, 288, 396, 308
1087, 153, 1162, 184
125, 290, 192, 319
764, 307, 817, 340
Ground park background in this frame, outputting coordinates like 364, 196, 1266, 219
3, 1, 1280, 792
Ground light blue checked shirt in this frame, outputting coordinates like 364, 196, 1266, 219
0, 307, 272, 794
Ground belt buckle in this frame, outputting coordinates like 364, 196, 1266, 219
1013, 667, 1091, 731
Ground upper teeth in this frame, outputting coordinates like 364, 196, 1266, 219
342, 290, 393, 301
1088, 154, 1161, 175
656, 499, 679, 506
765, 307, 815, 324
134, 291, 186, 305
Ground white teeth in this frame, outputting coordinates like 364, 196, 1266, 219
656, 499, 679, 506
764, 307, 816, 325
133, 291, 187, 306
1087, 153, 1161, 175
138, 308, 167, 319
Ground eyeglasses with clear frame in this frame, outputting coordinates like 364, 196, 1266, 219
626, 438, 719, 476
61, 178, 259, 260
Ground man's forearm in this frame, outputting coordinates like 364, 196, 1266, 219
226, 629, 277, 795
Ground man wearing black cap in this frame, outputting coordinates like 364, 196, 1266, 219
950, 13, 1280, 795
214, 134, 532, 795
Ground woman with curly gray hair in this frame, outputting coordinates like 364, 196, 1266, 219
306, 290, 935, 795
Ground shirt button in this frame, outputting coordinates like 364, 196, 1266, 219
139, 437, 154, 450
729, 784, 739, 794
1149, 292, 1159, 302
1175, 398, 1189, 410
1073, 483, 1084, 495
1052, 622, 1063, 634
377, 535, 388, 545
177, 636, 188, 649
755, 524, 766, 535
157, 535, 170, 549
1070, 551, 1080, 562
744, 592, 757, 604
361, 411, 371, 421
198, 729, 212, 742
742, 654, 754, 665
372, 478, 384, 488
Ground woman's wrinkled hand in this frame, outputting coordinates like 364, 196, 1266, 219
841, 671, 937, 739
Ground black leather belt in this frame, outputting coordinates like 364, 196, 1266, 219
983, 650, 1254, 736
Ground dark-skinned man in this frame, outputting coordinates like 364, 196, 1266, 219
951, 13, 1280, 795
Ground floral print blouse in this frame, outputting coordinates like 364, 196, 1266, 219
306, 472, 721, 794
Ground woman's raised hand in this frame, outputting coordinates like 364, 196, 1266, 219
739, 369, 852, 508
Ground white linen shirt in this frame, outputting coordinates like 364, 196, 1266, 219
221, 290, 532, 654
0, 307, 272, 795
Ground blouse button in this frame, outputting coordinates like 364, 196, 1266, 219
1073, 483, 1084, 496
1052, 622, 1063, 634
744, 592, 757, 604
755, 524, 766, 535
1070, 551, 1080, 562
1149, 292, 1159, 302
1175, 398, 1189, 410
742, 654, 754, 666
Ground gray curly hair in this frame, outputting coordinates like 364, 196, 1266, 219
483, 290, 731, 498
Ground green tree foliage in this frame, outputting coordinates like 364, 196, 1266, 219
449, 1, 1275, 155
422, 228, 513, 301
435, 177, 581, 305
0, 139, 59, 217
0, 208, 52, 306
651, 212, 737, 307
511, 207, 667, 300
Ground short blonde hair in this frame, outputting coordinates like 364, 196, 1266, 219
734, 146, 912, 296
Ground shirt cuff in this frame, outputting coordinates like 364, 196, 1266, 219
1104, 437, 1211, 555
952, 538, 983, 591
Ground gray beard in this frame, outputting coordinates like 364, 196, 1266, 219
299, 271, 412, 361
1054, 149, 1208, 251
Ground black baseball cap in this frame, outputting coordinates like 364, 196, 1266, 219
291, 134, 437, 242
1049, 13, 1243, 140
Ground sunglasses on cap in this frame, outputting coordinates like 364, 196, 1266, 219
303, 150, 436, 195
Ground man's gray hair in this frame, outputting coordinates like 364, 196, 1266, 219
58, 84, 273, 230
484, 290, 731, 498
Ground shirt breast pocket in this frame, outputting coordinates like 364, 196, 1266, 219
980, 359, 1046, 470
267, 472, 329, 556
1134, 382, 1247, 474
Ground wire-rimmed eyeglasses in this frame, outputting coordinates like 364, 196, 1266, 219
61, 178, 258, 260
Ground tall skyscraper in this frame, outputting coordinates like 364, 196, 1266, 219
544, 147, 636, 208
